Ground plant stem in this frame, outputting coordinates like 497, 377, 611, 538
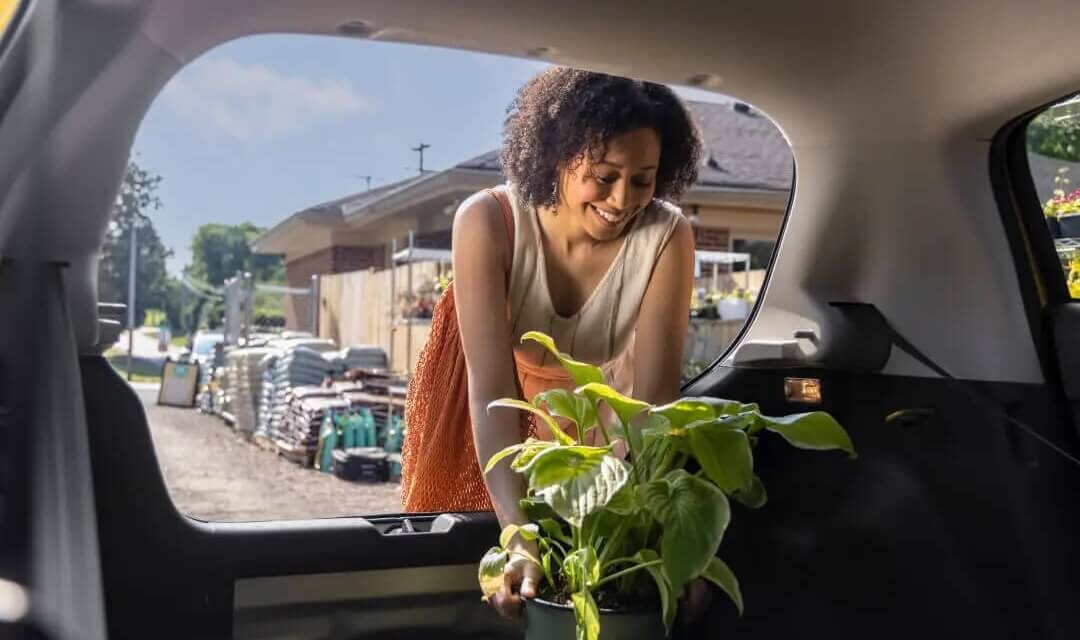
622, 416, 644, 485
596, 417, 612, 447
652, 446, 677, 481
593, 560, 662, 589
597, 517, 631, 567
600, 556, 637, 572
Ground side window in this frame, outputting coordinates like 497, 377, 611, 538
1026, 95, 1080, 295
107, 35, 790, 521
0, 0, 20, 37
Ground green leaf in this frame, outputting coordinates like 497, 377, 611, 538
530, 447, 631, 526
538, 518, 572, 545
702, 556, 743, 615
564, 547, 601, 590
521, 331, 604, 387
634, 549, 676, 633
519, 496, 558, 522
605, 483, 636, 516
577, 383, 652, 427
571, 590, 600, 640
755, 412, 856, 457
541, 550, 555, 590
499, 523, 540, 548
732, 474, 768, 509
510, 440, 558, 473
499, 524, 520, 549
650, 399, 717, 428
484, 443, 526, 474
642, 470, 730, 593
488, 398, 575, 445
640, 413, 673, 441
686, 423, 753, 494
478, 546, 508, 598
612, 418, 647, 462
699, 397, 758, 416
535, 388, 598, 434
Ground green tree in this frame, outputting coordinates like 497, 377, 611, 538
1028, 100, 1080, 162
183, 222, 286, 330
186, 222, 285, 287
97, 160, 176, 328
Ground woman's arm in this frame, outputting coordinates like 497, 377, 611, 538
633, 215, 696, 405
451, 191, 528, 528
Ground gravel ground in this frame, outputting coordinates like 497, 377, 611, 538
142, 394, 403, 522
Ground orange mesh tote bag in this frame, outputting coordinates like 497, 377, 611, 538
400, 188, 531, 512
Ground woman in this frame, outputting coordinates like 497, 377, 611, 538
402, 66, 702, 617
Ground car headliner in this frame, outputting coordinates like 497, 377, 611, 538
2, 0, 1078, 383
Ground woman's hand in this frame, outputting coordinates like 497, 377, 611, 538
488, 540, 543, 619
677, 577, 713, 627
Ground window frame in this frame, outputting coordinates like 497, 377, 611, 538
989, 91, 1080, 385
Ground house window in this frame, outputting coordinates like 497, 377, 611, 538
731, 238, 776, 270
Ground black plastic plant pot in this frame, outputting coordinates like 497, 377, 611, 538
523, 597, 667, 640
1047, 215, 1063, 239
1057, 213, 1080, 238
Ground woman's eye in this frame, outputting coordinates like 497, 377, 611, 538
595, 174, 617, 184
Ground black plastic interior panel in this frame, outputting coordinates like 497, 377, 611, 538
80, 356, 518, 640
1049, 303, 1080, 401
679, 364, 1080, 639
82, 353, 1080, 639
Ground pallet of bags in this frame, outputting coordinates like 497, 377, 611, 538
229, 347, 276, 437
264, 345, 342, 439
273, 387, 350, 467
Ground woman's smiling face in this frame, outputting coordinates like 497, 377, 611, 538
558, 127, 661, 242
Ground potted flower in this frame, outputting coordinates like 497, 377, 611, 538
1044, 185, 1080, 238
478, 332, 856, 640
717, 289, 753, 320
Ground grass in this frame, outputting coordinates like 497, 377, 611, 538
170, 335, 188, 348
106, 354, 163, 381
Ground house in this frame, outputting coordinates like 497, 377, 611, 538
253, 100, 795, 328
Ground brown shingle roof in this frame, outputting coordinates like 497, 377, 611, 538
453, 100, 793, 191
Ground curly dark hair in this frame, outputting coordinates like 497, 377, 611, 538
500, 67, 703, 211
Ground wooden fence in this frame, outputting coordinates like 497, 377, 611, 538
320, 265, 753, 377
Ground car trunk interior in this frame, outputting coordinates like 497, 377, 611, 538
6, 1, 1080, 639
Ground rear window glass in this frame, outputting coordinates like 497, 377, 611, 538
109, 35, 791, 521
1026, 95, 1080, 295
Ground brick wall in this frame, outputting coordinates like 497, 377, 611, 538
283, 245, 385, 329
694, 226, 730, 251
333, 245, 384, 273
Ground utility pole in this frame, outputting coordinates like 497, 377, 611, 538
358, 175, 372, 191
411, 142, 430, 174
126, 221, 138, 381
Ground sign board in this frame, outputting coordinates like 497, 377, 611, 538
158, 359, 199, 408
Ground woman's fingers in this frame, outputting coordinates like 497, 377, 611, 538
519, 560, 542, 599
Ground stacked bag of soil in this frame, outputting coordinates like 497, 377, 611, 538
227, 347, 276, 436
264, 342, 343, 439
336, 345, 389, 372
274, 387, 350, 466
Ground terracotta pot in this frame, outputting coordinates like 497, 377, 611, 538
523, 597, 666, 640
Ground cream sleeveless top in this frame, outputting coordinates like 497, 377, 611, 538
501, 183, 682, 421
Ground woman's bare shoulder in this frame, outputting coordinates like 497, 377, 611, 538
452, 188, 511, 263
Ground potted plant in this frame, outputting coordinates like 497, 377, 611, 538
717, 289, 754, 321
478, 331, 856, 640
1044, 185, 1080, 238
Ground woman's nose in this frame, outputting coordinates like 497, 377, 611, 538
607, 180, 630, 211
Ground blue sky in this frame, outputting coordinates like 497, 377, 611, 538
133, 35, 724, 273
